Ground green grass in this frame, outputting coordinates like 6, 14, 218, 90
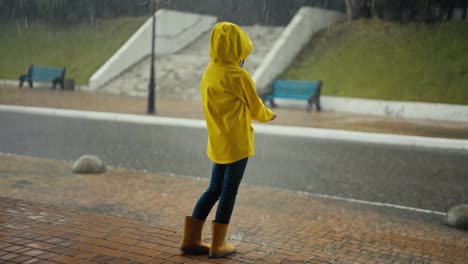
282, 19, 468, 105
0, 17, 147, 85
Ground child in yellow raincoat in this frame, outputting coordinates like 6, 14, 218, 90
181, 22, 276, 258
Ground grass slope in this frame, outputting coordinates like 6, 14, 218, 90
0, 17, 147, 85
282, 19, 468, 105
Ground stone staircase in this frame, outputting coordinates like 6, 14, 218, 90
97, 25, 284, 100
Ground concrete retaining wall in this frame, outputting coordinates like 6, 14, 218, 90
322, 96, 468, 123
89, 9, 216, 90
273, 96, 468, 123
0, 80, 18, 86
252, 7, 344, 91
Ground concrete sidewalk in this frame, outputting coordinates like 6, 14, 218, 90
1, 85, 468, 139
1, 154, 467, 264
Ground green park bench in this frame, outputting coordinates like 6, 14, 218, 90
19, 64, 66, 89
262, 80, 322, 112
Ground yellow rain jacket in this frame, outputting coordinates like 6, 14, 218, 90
201, 22, 274, 164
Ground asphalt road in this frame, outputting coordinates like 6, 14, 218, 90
1, 111, 467, 212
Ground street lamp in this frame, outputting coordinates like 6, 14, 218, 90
147, 0, 156, 114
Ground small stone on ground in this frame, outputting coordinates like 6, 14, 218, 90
446, 204, 468, 230
72, 154, 105, 174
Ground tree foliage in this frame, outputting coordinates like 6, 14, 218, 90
346, 0, 467, 22
0, 0, 465, 25
0, 0, 151, 24
0, 0, 346, 25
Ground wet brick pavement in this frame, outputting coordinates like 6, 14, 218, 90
0, 155, 467, 264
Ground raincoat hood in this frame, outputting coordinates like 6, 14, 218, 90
209, 22, 253, 64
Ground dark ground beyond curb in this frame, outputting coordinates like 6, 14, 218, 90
2, 85, 468, 139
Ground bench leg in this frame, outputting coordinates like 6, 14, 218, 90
307, 95, 321, 112
19, 75, 25, 88
307, 97, 314, 112
316, 83, 322, 111
269, 99, 278, 108
316, 96, 321, 112
262, 93, 277, 108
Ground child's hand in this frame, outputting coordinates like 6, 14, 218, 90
270, 114, 277, 121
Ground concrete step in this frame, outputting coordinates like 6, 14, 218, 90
98, 25, 284, 100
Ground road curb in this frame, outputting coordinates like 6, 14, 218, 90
2, 104, 467, 151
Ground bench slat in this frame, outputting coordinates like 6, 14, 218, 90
271, 80, 320, 100
29, 66, 64, 81
263, 79, 322, 111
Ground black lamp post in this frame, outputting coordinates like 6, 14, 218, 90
147, 0, 156, 114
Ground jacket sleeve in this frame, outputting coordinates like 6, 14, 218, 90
240, 70, 274, 123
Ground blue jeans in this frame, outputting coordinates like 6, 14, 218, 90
192, 158, 248, 224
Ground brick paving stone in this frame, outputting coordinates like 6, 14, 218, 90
44, 238, 67, 245
281, 260, 303, 264
146, 258, 167, 264
243, 250, 270, 260
72, 236, 110, 247
3, 245, 24, 252
260, 253, 289, 263
36, 252, 60, 260
97, 247, 126, 258
34, 260, 58, 264
135, 240, 159, 249
154, 252, 173, 260
32, 235, 54, 242
24, 249, 47, 257
126, 245, 161, 257
14, 247, 34, 254
166, 255, 195, 263
27, 242, 56, 250
76, 251, 99, 260
197, 257, 237, 264
10, 255, 34, 263
111, 259, 132, 264
23, 258, 41, 264
51, 254, 80, 263
60, 247, 86, 257
106, 242, 131, 251
120, 252, 153, 263
15, 239, 35, 245
91, 254, 120, 263
47, 246, 70, 254
70, 242, 98, 252
2, 237, 25, 244
106, 235, 139, 245
0, 253, 20, 261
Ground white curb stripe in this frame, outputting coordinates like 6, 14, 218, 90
190, 175, 447, 216
296, 191, 446, 216
1, 104, 468, 151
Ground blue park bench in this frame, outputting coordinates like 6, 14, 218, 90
19, 64, 66, 89
262, 80, 322, 111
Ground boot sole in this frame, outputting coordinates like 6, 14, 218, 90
180, 247, 209, 255
208, 250, 235, 258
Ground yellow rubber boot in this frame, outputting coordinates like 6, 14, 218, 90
209, 221, 236, 258
180, 216, 210, 255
